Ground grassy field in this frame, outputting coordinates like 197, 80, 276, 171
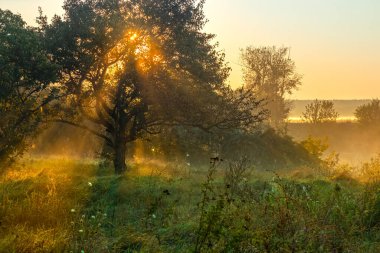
1, 157, 380, 252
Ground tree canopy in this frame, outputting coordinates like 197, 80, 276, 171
0, 9, 58, 164
241, 46, 302, 130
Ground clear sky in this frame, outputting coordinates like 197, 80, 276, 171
1, 0, 379, 99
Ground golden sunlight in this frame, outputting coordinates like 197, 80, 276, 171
3, 1, 380, 251
129, 33, 138, 41
104, 29, 164, 76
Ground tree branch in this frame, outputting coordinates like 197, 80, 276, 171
52, 119, 114, 147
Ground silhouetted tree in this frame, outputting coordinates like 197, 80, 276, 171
241, 46, 302, 131
0, 9, 58, 165
40, 0, 265, 174
354, 99, 380, 126
301, 100, 339, 124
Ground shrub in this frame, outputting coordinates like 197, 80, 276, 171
355, 99, 380, 126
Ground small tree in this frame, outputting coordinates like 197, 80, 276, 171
302, 100, 339, 124
241, 46, 302, 130
354, 99, 380, 125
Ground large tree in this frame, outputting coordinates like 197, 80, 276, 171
0, 9, 58, 165
241, 46, 302, 130
41, 0, 264, 173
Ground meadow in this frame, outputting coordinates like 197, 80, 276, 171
1, 155, 380, 252
1, 0, 379, 252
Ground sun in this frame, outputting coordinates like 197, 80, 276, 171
130, 33, 138, 41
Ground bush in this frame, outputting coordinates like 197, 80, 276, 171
355, 99, 380, 126
194, 159, 379, 252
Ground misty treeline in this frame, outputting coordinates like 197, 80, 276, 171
297, 98, 380, 126
0, 0, 313, 173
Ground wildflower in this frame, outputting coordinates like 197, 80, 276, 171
91, 215, 96, 219
79, 229, 84, 233
151, 148, 155, 152
152, 214, 156, 219
70, 209, 76, 213
88, 182, 93, 187
187, 162, 191, 166
186, 153, 190, 157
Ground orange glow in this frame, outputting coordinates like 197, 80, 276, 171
130, 33, 138, 41
133, 139, 145, 163
104, 29, 164, 76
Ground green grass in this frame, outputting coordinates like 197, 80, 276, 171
1, 158, 380, 252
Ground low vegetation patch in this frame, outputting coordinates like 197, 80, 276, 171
1, 158, 380, 252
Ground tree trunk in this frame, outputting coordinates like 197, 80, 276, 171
113, 140, 127, 174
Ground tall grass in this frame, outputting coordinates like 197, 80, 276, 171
1, 157, 380, 252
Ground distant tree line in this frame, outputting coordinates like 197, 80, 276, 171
300, 99, 380, 125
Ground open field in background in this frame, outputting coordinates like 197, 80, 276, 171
288, 122, 380, 165
1, 157, 380, 252
285, 100, 380, 165
286, 116, 358, 123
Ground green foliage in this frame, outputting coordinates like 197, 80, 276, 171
194, 161, 380, 252
2, 158, 380, 252
300, 136, 329, 159
361, 154, 380, 183
0, 9, 58, 165
302, 99, 339, 124
355, 99, 380, 126
142, 127, 317, 170
226, 128, 315, 169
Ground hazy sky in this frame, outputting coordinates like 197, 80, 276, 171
1, 0, 379, 99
